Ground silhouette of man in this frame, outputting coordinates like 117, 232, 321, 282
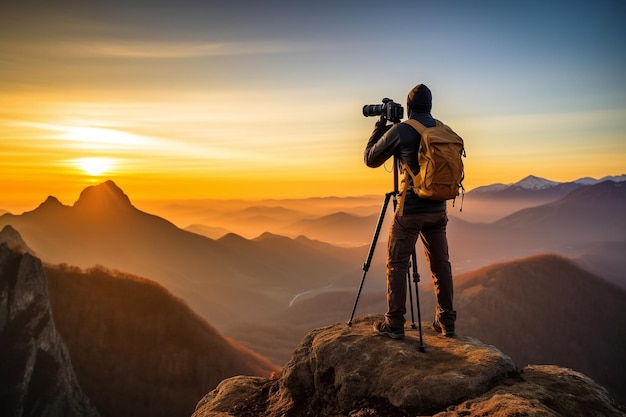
364, 84, 456, 338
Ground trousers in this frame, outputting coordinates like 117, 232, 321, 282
385, 210, 455, 328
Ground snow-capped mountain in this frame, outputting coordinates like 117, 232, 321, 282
471, 174, 626, 194
471, 175, 559, 193
467, 174, 626, 206
574, 175, 626, 185
512, 175, 560, 190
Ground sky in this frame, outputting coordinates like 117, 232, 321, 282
1, 0, 625, 211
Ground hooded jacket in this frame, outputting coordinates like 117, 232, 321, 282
364, 84, 447, 213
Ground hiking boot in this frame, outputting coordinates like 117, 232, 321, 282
432, 320, 455, 337
373, 321, 405, 339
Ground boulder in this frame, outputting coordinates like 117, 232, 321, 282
193, 315, 625, 417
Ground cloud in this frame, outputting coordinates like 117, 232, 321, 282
9, 120, 269, 166
70, 40, 299, 59
0, 37, 307, 59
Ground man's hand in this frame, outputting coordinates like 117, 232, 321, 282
375, 119, 391, 133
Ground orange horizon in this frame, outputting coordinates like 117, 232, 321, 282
3, 166, 624, 215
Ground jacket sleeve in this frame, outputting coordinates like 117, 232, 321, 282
364, 123, 400, 168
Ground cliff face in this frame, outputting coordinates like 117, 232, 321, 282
193, 315, 625, 417
0, 243, 99, 417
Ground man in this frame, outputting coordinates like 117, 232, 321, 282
364, 84, 456, 338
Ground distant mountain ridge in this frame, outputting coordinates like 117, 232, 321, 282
281, 211, 379, 246
461, 174, 626, 222
492, 180, 626, 237
446, 180, 626, 285
470, 174, 626, 194
174, 174, 626, 244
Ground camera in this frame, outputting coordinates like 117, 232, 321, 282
362, 98, 404, 123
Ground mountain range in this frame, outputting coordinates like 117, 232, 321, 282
455, 181, 626, 294
1, 177, 624, 304
1, 177, 625, 410
164, 179, 626, 288
469, 173, 626, 194
173, 174, 626, 242
0, 181, 367, 330
1, 179, 624, 323
461, 174, 626, 222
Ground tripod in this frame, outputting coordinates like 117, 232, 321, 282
347, 155, 425, 352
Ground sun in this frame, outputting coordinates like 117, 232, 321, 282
75, 157, 115, 176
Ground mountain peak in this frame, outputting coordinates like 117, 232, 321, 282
253, 232, 287, 241
73, 180, 134, 213
513, 175, 560, 190
33, 195, 67, 212
43, 195, 63, 206
0, 225, 34, 254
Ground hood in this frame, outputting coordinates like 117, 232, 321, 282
406, 84, 432, 114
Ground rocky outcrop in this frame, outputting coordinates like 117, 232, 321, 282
193, 315, 625, 417
0, 225, 34, 255
0, 243, 99, 417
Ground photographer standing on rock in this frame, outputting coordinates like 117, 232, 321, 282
364, 84, 459, 339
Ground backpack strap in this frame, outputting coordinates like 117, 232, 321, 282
396, 160, 413, 216
398, 119, 429, 211
402, 118, 428, 135
396, 120, 426, 217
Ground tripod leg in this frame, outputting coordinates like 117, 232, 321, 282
407, 267, 416, 329
348, 191, 394, 326
411, 249, 426, 352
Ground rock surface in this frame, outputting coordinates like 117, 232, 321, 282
193, 315, 625, 417
0, 225, 34, 255
0, 243, 99, 417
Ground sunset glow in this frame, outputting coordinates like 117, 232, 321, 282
1, 1, 624, 211
75, 157, 116, 176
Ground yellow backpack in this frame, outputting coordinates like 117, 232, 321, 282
400, 119, 466, 210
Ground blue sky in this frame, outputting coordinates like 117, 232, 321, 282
1, 0, 625, 205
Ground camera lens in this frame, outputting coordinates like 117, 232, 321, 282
362, 104, 385, 117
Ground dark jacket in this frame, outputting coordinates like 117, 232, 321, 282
364, 112, 447, 213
